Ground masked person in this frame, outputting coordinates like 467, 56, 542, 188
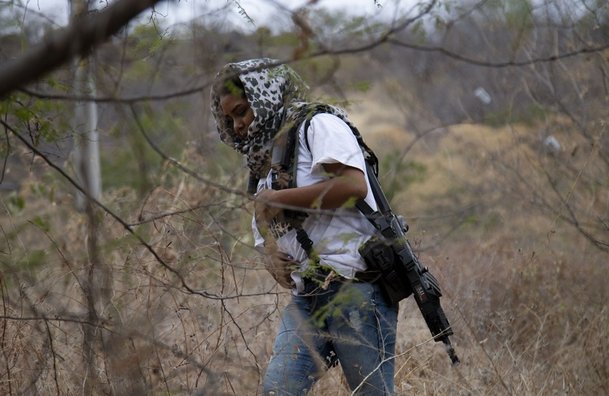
210, 58, 398, 395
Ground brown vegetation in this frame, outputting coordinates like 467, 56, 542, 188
0, 0, 608, 395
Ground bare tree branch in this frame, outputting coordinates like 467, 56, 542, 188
0, 0, 168, 98
0, 118, 222, 300
387, 38, 609, 68
19, 84, 206, 103
128, 104, 247, 197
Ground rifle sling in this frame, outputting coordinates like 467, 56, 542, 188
262, 112, 390, 263
292, 119, 392, 261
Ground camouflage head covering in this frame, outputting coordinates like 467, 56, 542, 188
210, 58, 306, 179
211, 58, 370, 181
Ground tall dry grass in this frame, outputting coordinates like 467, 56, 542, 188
0, 115, 607, 395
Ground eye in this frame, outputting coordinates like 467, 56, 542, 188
235, 106, 247, 117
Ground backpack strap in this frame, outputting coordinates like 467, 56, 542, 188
247, 172, 260, 195
303, 114, 379, 177
247, 115, 303, 194
281, 116, 317, 262
279, 112, 385, 265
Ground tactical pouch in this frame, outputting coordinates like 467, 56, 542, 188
359, 237, 413, 304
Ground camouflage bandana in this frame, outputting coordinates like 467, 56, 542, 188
210, 58, 370, 180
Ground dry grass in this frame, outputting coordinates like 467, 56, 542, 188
0, 107, 607, 395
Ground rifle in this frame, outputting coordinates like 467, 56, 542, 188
261, 113, 459, 364
357, 162, 460, 365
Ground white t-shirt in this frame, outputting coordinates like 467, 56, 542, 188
253, 113, 378, 289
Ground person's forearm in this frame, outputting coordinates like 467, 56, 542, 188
273, 173, 366, 210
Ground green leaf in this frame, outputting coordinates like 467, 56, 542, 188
31, 216, 51, 233
19, 249, 47, 270
7, 194, 25, 214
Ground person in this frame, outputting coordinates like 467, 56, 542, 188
210, 58, 398, 395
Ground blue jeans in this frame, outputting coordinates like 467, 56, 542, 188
262, 279, 399, 395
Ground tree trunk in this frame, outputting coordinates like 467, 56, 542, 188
69, 2, 107, 394
72, 56, 102, 210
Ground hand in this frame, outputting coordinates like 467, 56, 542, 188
264, 247, 298, 289
254, 188, 283, 225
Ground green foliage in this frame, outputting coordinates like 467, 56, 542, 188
505, 0, 533, 52
30, 181, 55, 203
232, 0, 255, 26
131, 24, 171, 57
122, 24, 176, 85
349, 80, 371, 93
30, 215, 51, 233
309, 8, 386, 45
310, 286, 366, 327
505, 0, 533, 26
17, 249, 47, 270
1, 94, 66, 143
269, 31, 299, 47
101, 139, 153, 193
102, 102, 191, 194
295, 56, 344, 87
6, 193, 25, 214
341, 196, 358, 210
0, 3, 607, 394
410, 20, 428, 44
206, 141, 244, 180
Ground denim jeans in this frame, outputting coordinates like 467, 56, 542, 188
262, 279, 399, 395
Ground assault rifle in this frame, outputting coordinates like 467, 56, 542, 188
357, 162, 460, 365
259, 113, 459, 364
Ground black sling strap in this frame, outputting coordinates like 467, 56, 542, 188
355, 161, 399, 230
253, 111, 387, 263
286, 116, 318, 259
283, 113, 388, 260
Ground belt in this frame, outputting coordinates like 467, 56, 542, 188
303, 267, 381, 286
355, 270, 382, 283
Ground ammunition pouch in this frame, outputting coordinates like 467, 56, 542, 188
359, 236, 413, 304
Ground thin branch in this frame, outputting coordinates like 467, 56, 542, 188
16, 12, 609, 106
387, 38, 609, 68
311, 0, 439, 57
0, 277, 13, 396
128, 104, 247, 197
43, 319, 61, 396
0, 314, 215, 375
129, 104, 381, 222
129, 200, 237, 226
0, 118, 222, 300
0, 0, 168, 98
0, 0, 63, 27
0, 114, 10, 184
14, 0, 439, 104
0, 121, 282, 302
18, 85, 206, 103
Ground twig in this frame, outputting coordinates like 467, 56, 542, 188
0, 0, 168, 98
